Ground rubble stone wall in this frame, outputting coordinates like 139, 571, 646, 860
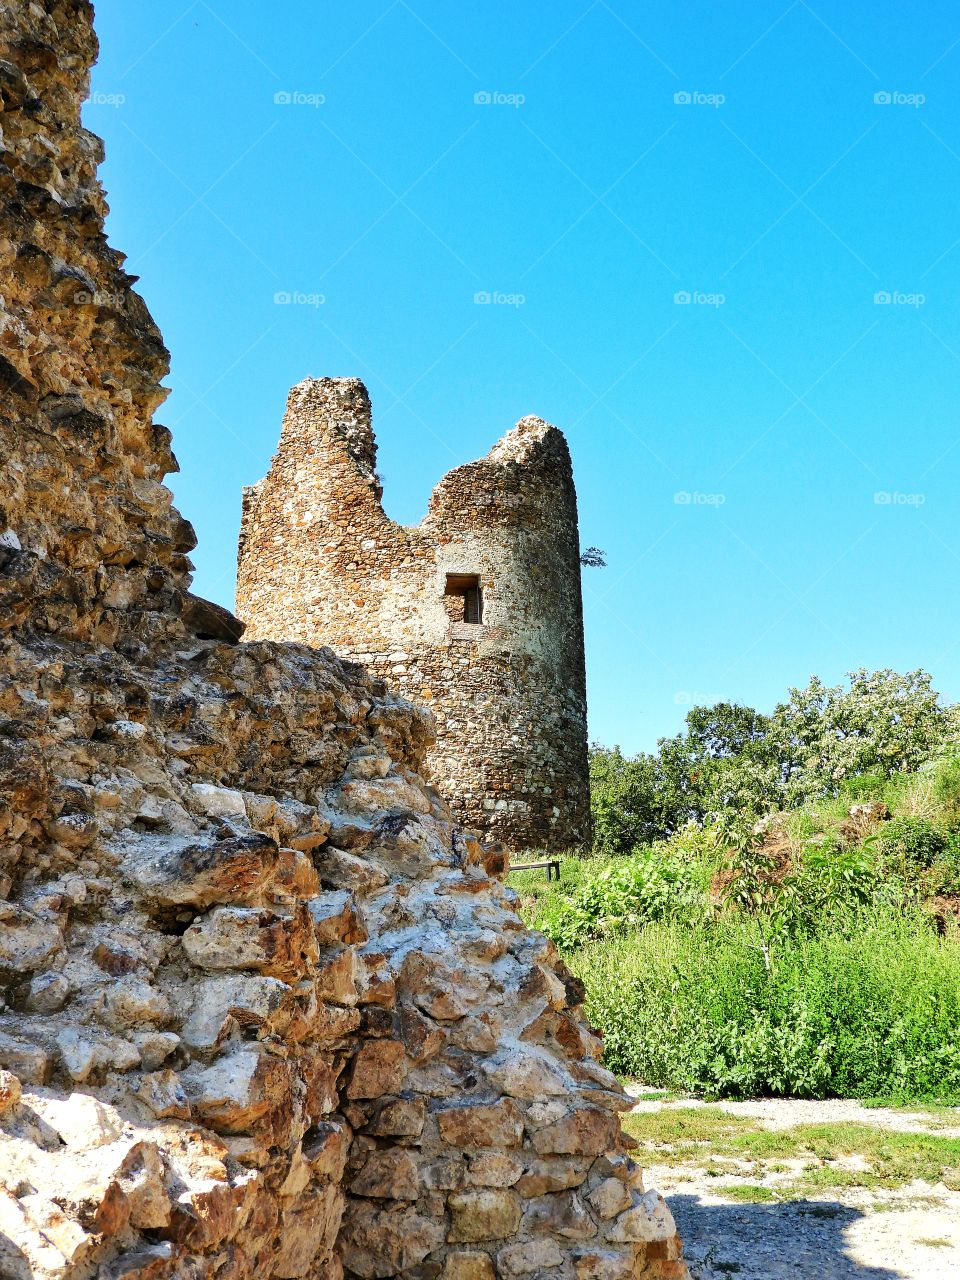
236, 379, 591, 854
0, 3, 686, 1278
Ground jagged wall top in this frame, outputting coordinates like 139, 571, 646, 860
0, 0, 196, 641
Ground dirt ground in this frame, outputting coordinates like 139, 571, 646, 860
627, 1092, 960, 1280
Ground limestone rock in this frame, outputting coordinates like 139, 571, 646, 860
438, 1099, 525, 1148
607, 1190, 678, 1244
441, 1252, 496, 1280
447, 1189, 522, 1243
121, 833, 279, 908
349, 1148, 419, 1200
345, 1039, 407, 1099
498, 1237, 564, 1275
338, 1202, 445, 1278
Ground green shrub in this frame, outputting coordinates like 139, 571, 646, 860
879, 817, 947, 875
921, 831, 960, 898
569, 907, 960, 1101
932, 754, 960, 825
536, 850, 704, 949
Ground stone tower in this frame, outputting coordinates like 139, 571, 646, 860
237, 377, 591, 852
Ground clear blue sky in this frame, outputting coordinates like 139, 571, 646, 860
89, 1, 960, 755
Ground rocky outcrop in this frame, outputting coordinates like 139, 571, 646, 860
0, 3, 687, 1278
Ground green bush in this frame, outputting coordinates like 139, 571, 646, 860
878, 817, 947, 875
536, 850, 704, 950
570, 908, 960, 1100
933, 754, 960, 825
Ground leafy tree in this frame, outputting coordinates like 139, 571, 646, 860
773, 669, 948, 807
589, 746, 668, 853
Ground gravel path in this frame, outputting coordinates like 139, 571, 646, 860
628, 1092, 960, 1280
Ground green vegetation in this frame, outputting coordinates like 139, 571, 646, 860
512, 668, 960, 1101
590, 669, 951, 851
622, 1106, 960, 1196
572, 912, 960, 1099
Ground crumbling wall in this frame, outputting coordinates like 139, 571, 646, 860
0, 3, 686, 1278
237, 379, 591, 853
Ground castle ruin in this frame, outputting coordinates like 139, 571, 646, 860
0, 2, 686, 1276
237, 378, 591, 853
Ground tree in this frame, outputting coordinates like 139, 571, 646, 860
589, 745, 670, 853
579, 547, 607, 567
772, 668, 948, 805
587, 670, 949, 854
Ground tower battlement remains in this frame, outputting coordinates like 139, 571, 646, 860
237, 377, 591, 852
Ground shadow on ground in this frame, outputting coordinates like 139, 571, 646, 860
671, 1194, 906, 1279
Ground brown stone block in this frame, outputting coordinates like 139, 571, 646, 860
338, 1201, 445, 1278
349, 1147, 419, 1200
446, 1188, 522, 1243
122, 832, 279, 909
437, 1098, 524, 1149
401, 1005, 447, 1062
273, 1185, 345, 1278
441, 1252, 495, 1280
365, 1096, 425, 1138
531, 1107, 620, 1157
346, 1038, 407, 1099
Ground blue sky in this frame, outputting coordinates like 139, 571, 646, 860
89, 1, 960, 754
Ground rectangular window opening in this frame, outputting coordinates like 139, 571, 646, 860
445, 573, 483, 625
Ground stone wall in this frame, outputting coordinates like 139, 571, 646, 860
0, 3, 687, 1278
237, 379, 591, 854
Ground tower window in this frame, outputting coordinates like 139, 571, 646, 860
445, 573, 483, 625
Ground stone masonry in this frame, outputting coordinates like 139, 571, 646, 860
236, 379, 591, 854
0, 3, 687, 1278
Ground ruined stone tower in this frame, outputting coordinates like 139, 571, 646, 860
237, 378, 591, 853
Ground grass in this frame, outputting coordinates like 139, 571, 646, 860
624, 1106, 960, 1195
508, 854, 611, 926
719, 1184, 777, 1202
